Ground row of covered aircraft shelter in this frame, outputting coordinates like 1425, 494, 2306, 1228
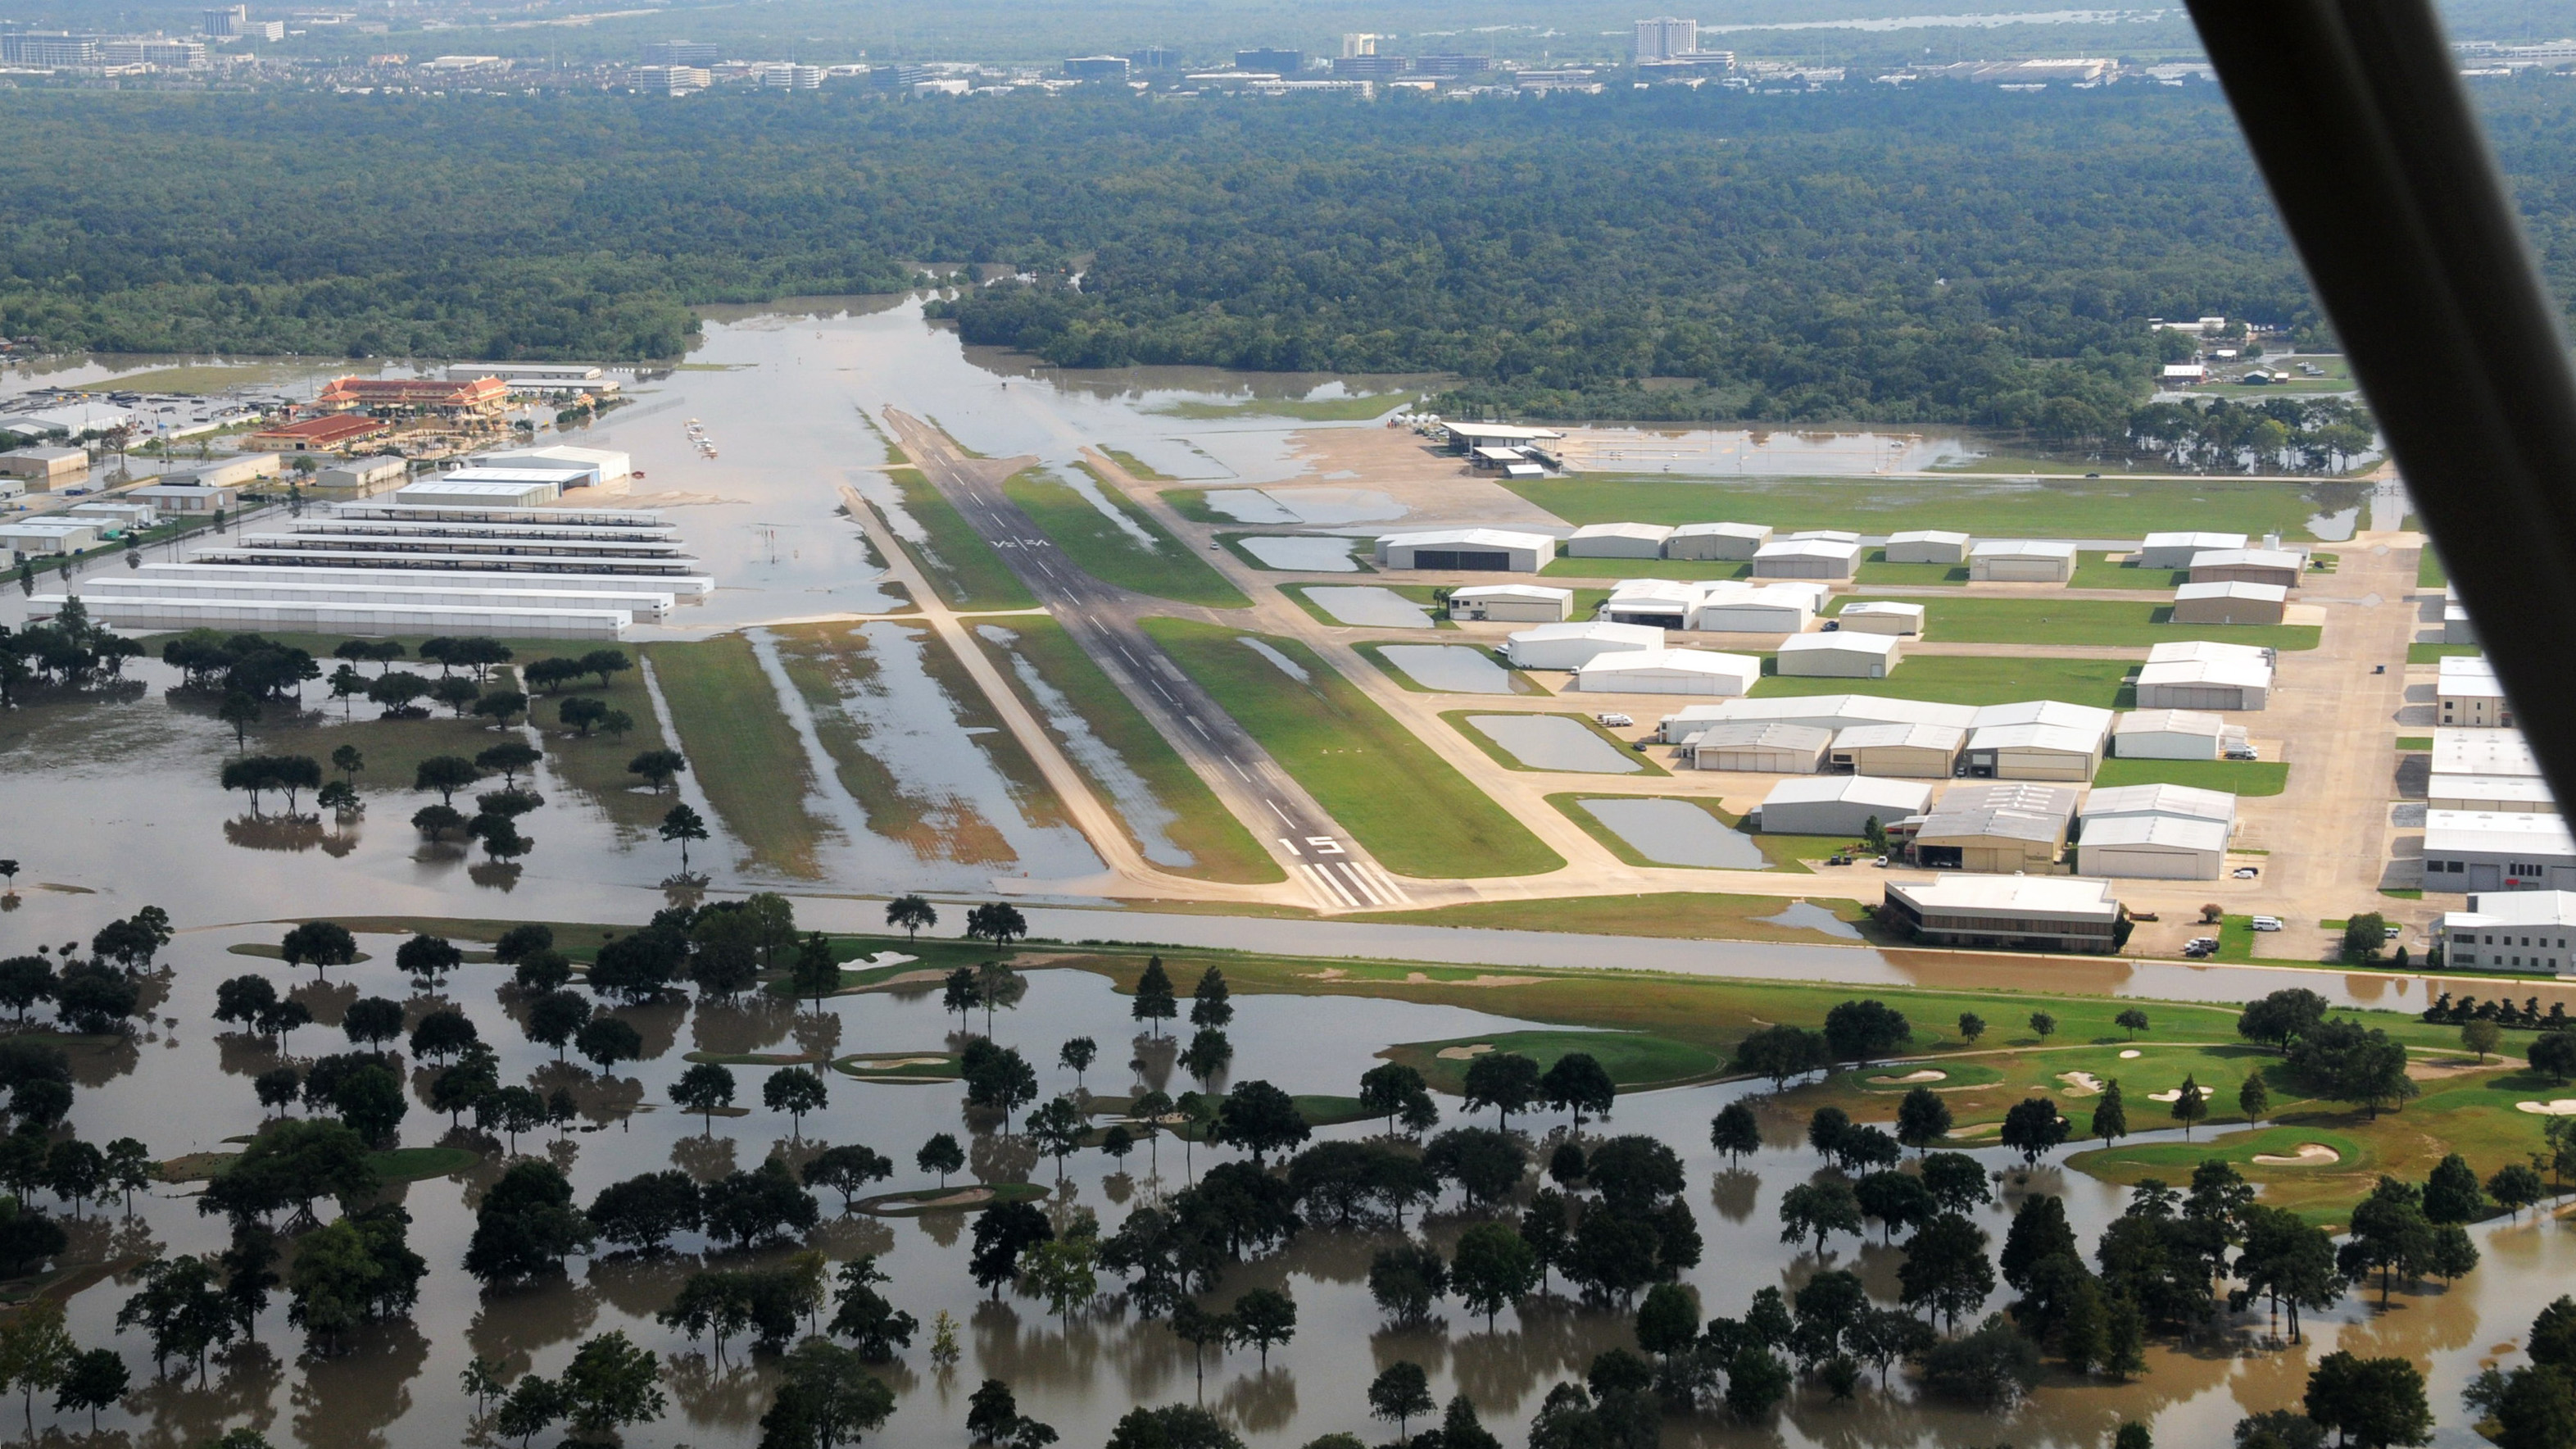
1748, 774, 2243, 881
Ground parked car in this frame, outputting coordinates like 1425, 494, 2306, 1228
2383, 924, 2403, 939
2232, 865, 2260, 879
2251, 915, 2285, 932
2225, 746, 2259, 761
1595, 713, 1632, 728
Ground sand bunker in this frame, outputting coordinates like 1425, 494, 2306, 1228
2147, 1089, 2185, 1102
2120, 1050, 2143, 1060
1406, 971, 1542, 987
2059, 1072, 2104, 1094
2252, 1143, 2342, 1165
867, 1187, 994, 1214
2517, 1100, 2576, 1115
847, 1056, 949, 1070
1868, 1070, 1948, 1084
1437, 1043, 1497, 1061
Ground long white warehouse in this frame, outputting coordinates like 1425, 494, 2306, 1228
36, 593, 631, 639
1374, 529, 1557, 572
1573, 648, 1761, 696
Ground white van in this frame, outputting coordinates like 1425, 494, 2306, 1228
2250, 915, 2285, 932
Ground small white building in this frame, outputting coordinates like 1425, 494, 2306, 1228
398, 477, 562, 508
1882, 874, 2122, 954
1785, 529, 1861, 544
2423, 810, 2576, 893
2437, 655, 2511, 728
161, 454, 279, 489
1884, 529, 1971, 565
2147, 638, 2274, 667
2188, 547, 2306, 590
0, 446, 88, 484
1663, 521, 1771, 560
315, 455, 409, 493
1506, 621, 1665, 670
66, 501, 156, 531
2171, 580, 2288, 625
2434, 726, 2542, 778
2138, 531, 2247, 570
1374, 528, 1556, 573
1827, 722, 1965, 778
0, 520, 101, 556
2428, 774, 2558, 814
1757, 774, 1934, 835
1751, 538, 1862, 580
1776, 631, 1903, 679
1598, 579, 1707, 629
2134, 656, 2273, 711
1690, 584, 1819, 635
1449, 584, 1573, 623
2438, 891, 2576, 974
1964, 720, 2106, 782
127, 481, 239, 514
2076, 814, 2231, 880
1678, 720, 1833, 773
2111, 708, 2232, 760
1574, 647, 1762, 696
1564, 522, 1674, 558
1968, 538, 2079, 584
2079, 781, 2238, 832
1834, 601, 1925, 636
477, 444, 633, 483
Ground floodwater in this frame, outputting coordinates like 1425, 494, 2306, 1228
1757, 901, 1868, 941
1576, 798, 1769, 869
1302, 588, 1435, 631
979, 625, 1193, 870
1202, 488, 1408, 528
1375, 647, 1517, 696
1554, 427, 1984, 478
1237, 537, 1364, 573
2, 932, 2559, 1449
1465, 717, 1642, 775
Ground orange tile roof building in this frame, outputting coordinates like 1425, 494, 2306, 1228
316, 375, 510, 419
247, 415, 392, 452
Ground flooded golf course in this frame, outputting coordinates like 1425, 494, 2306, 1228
0, 300, 2562, 1449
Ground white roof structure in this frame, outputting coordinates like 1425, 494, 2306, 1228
2076, 813, 2233, 861
1451, 584, 1572, 605
2175, 579, 2289, 605
1784, 529, 1860, 544
1916, 781, 2081, 844
1836, 601, 1925, 631
1777, 632, 1901, 665
1602, 578, 1703, 609
1971, 538, 2079, 562
1753, 538, 1864, 564
2429, 774, 2558, 810
1679, 720, 1835, 754
1565, 522, 1675, 552
2147, 639, 2273, 665
1658, 694, 1980, 738
1669, 521, 1770, 543
1888, 529, 1970, 549
1966, 721, 2104, 756
1505, 621, 1664, 670
2435, 727, 2542, 777
1443, 422, 1564, 444
399, 479, 561, 505
2143, 530, 2247, 555
1573, 648, 1762, 695
2115, 708, 2228, 743
2438, 655, 2506, 699
1831, 722, 1966, 752
478, 444, 633, 483
2442, 891, 2576, 929
2136, 657, 2274, 690
2080, 782, 2238, 826
1374, 527, 1558, 558
2426, 810, 2576, 856
1, 520, 100, 543
1691, 584, 1823, 633
1886, 874, 2116, 917
1971, 699, 2116, 736
2191, 547, 2306, 570
1761, 774, 1936, 813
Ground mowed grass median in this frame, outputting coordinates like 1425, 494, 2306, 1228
1753, 655, 2134, 708
1141, 619, 1562, 879
1006, 465, 1249, 608
642, 637, 832, 879
1846, 596, 2321, 651
1503, 475, 2338, 540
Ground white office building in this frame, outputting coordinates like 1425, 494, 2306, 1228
2438, 655, 2512, 728
2434, 726, 2542, 778
1690, 584, 1821, 634
2438, 892, 2576, 974
1676, 720, 1833, 773
2428, 774, 2558, 813
2134, 656, 2273, 711
1751, 538, 1862, 580
2137, 531, 2247, 569
2112, 708, 2234, 760
2423, 809, 2576, 892
1374, 528, 1556, 572
2076, 815, 2232, 880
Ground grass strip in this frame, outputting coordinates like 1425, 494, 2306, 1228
1754, 654, 2134, 708
1540, 556, 1748, 582
2409, 642, 2480, 663
2093, 757, 2290, 795
1101, 447, 1177, 482
968, 617, 1283, 883
2068, 553, 2188, 591
1141, 619, 1562, 878
1345, 892, 1861, 941
642, 636, 832, 879
870, 466, 1036, 610
1862, 596, 2321, 652
1501, 475, 2336, 539
1149, 392, 1410, 421
2420, 547, 2447, 588
1384, 1028, 1723, 1095
1005, 465, 1249, 607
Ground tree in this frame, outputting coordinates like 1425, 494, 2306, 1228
965, 902, 1027, 949
342, 995, 406, 1054
1957, 1012, 1985, 1045
478, 1086, 547, 1155
217, 690, 262, 750
1189, 966, 1232, 1029
2305, 1351, 2431, 1449
1057, 1036, 1098, 1092
803, 1146, 894, 1215
2240, 1071, 2272, 1125
2000, 1097, 2070, 1165
828, 1256, 918, 1361
465, 1160, 596, 1284
2490, 1163, 2547, 1220
1028, 1097, 1086, 1177
701, 1161, 821, 1250
285, 1206, 427, 1352
1779, 1179, 1862, 1256
660, 803, 709, 872
278, 920, 358, 975
791, 933, 841, 1010
1368, 1361, 1435, 1440
1451, 1220, 1540, 1329
2094, 1078, 2130, 1143
1540, 1052, 1617, 1132
587, 1170, 704, 1251
918, 1133, 964, 1188
1853, 1170, 1935, 1243
630, 748, 688, 793
1359, 1062, 1435, 1138
1132, 956, 1177, 1038
53, 1345, 126, 1430
2340, 913, 2389, 965
576, 1015, 646, 1076
2171, 1074, 2209, 1139
885, 894, 937, 942
1106, 1404, 1240, 1449
2343, 1176, 2435, 1306
2535, 1032, 2576, 1083
2116, 1008, 2150, 1038
1823, 999, 1910, 1065
1227, 1286, 1295, 1366
1165, 1302, 1230, 1392
560, 1331, 666, 1440
1179, 1027, 1231, 1089
1461, 1052, 1542, 1129
672, 1062, 737, 1132
1899, 1212, 1995, 1330
1368, 1243, 1449, 1324
525, 990, 591, 1057
2239, 988, 2332, 1052
969, 1201, 1052, 1298
975, 959, 1022, 1034
415, 754, 484, 805
2424, 1153, 2487, 1224
1732, 1024, 1829, 1089
2029, 1011, 2057, 1043
764, 1067, 829, 1138
1709, 1100, 1762, 1161
1897, 1084, 1952, 1151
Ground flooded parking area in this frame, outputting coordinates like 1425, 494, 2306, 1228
1376, 645, 1517, 694
1574, 797, 1768, 868
1466, 715, 1641, 774
1203, 487, 1408, 527
1302, 586, 1435, 629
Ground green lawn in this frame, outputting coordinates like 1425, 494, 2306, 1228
1854, 556, 1971, 587
2410, 643, 2479, 663
1852, 596, 2320, 651
866, 466, 1036, 610
2093, 757, 2290, 796
2420, 547, 2447, 588
1349, 891, 1867, 943
968, 617, 1284, 883
1753, 655, 2134, 708
1383, 1029, 1723, 1096
2069, 552, 2188, 591
642, 636, 832, 879
1141, 619, 1562, 878
1005, 465, 1249, 607
1100, 447, 1177, 482
1540, 556, 1746, 581
2397, 737, 2433, 751
1502, 475, 2345, 540
1149, 391, 1412, 421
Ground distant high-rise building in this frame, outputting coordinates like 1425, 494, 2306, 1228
1332, 54, 1408, 78
1412, 54, 1493, 76
99, 38, 210, 66
1341, 33, 1379, 58
1235, 47, 1303, 75
245, 19, 283, 41
754, 62, 822, 89
1634, 16, 1698, 62
3, 34, 98, 66
1127, 45, 1177, 70
202, 4, 247, 37
1064, 55, 1132, 82
640, 40, 720, 67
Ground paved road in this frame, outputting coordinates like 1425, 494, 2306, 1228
879, 411, 1415, 912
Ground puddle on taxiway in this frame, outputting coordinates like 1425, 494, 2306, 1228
1237, 536, 1365, 573
1302, 586, 1435, 630
1376, 645, 1516, 695
1576, 797, 1768, 869
1467, 715, 1640, 774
